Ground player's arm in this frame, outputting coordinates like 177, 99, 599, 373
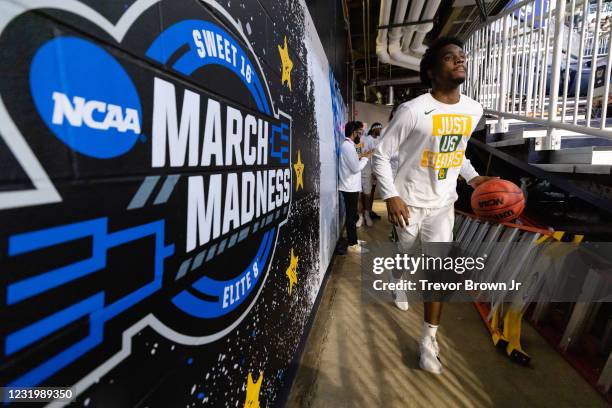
372, 107, 411, 227
343, 141, 369, 173
459, 157, 480, 186
463, 161, 498, 188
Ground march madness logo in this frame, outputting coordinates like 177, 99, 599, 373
0, 0, 292, 398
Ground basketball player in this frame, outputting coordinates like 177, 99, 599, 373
372, 37, 497, 374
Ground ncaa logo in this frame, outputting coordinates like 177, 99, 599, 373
29, 37, 142, 159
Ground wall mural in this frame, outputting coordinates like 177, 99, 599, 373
0, 0, 343, 406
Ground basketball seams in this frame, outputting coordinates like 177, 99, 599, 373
475, 180, 522, 195
475, 202, 524, 214
471, 194, 524, 208
471, 179, 525, 221
472, 190, 523, 196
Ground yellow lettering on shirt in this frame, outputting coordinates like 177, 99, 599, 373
432, 114, 472, 137
420, 150, 465, 169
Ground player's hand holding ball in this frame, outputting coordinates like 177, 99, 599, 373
385, 196, 410, 227
468, 175, 499, 188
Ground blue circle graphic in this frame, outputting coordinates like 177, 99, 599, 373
30, 37, 142, 159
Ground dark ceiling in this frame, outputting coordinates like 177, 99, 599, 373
345, 0, 509, 105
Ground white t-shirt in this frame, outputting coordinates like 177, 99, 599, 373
364, 134, 380, 151
373, 93, 481, 208
339, 138, 368, 192
361, 135, 380, 175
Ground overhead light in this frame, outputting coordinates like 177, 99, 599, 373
386, 86, 394, 106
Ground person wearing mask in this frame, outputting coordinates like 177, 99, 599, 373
339, 121, 370, 254
373, 37, 497, 374
352, 121, 368, 228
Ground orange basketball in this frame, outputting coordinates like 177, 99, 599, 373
471, 179, 525, 222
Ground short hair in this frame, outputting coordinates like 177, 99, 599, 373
419, 37, 464, 87
354, 120, 364, 130
344, 121, 358, 138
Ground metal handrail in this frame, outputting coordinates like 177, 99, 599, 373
463, 0, 612, 148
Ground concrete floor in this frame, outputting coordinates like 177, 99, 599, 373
288, 201, 608, 408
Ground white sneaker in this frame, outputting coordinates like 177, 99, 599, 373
432, 337, 440, 356
364, 213, 373, 227
418, 336, 443, 374
356, 215, 364, 227
347, 243, 369, 254
390, 273, 409, 311
392, 288, 409, 311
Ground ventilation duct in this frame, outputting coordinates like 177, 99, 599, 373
375, 0, 442, 71
387, 86, 395, 106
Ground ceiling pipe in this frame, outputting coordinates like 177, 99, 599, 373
387, 0, 409, 50
388, 0, 422, 70
376, 0, 418, 69
409, 0, 442, 56
376, 0, 441, 72
367, 0, 371, 82
400, 0, 425, 54
342, 0, 356, 117
375, 0, 393, 64
387, 86, 395, 105
362, 0, 369, 81
366, 76, 421, 86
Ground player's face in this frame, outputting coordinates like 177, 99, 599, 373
434, 44, 466, 86
372, 129, 381, 137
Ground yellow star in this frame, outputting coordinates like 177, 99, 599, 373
244, 371, 263, 408
278, 36, 293, 91
286, 248, 298, 295
293, 150, 304, 191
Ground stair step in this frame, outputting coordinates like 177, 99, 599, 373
488, 138, 526, 147
531, 163, 612, 174
549, 146, 612, 165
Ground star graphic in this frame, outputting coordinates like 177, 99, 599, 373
244, 371, 263, 408
286, 248, 298, 295
278, 36, 293, 91
293, 150, 304, 191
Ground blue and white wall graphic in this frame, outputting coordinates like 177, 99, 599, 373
0, 0, 346, 406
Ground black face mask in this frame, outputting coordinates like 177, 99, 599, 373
354, 136, 361, 145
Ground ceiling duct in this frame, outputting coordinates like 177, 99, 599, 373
375, 0, 442, 71
387, 86, 395, 106
367, 76, 421, 87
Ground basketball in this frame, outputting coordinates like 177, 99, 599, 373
471, 179, 525, 222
